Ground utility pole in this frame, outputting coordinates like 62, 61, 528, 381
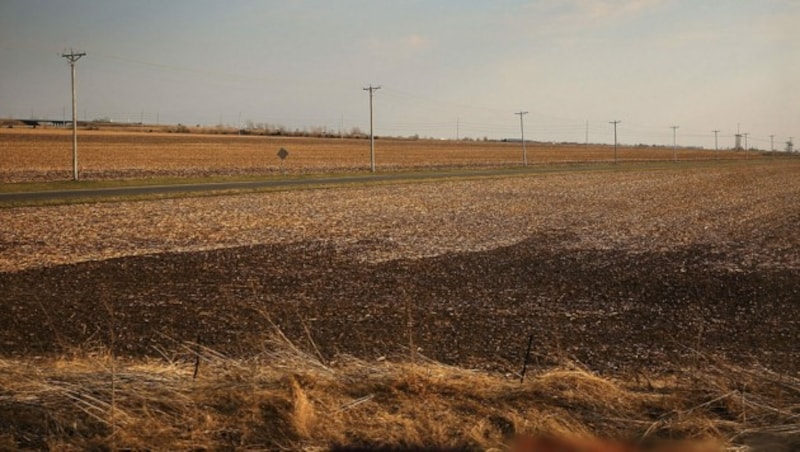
743, 133, 749, 158
713, 130, 720, 159
62, 49, 86, 181
585, 120, 589, 149
456, 116, 460, 142
363, 84, 381, 172
515, 111, 529, 167
770, 134, 774, 154
609, 120, 621, 164
671, 125, 679, 162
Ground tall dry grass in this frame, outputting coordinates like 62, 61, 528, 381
0, 329, 797, 451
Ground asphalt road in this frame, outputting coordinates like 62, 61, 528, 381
0, 167, 548, 204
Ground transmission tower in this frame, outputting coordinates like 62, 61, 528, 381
713, 130, 720, 159
62, 49, 86, 181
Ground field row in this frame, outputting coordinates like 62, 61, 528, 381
0, 129, 754, 182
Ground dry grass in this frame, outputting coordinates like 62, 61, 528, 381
0, 331, 797, 451
0, 128, 753, 182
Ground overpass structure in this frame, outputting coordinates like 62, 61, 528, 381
14, 119, 73, 128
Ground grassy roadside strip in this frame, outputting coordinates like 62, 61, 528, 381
0, 159, 783, 208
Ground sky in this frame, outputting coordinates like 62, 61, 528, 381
1, 0, 798, 148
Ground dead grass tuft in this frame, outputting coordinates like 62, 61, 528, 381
0, 335, 797, 451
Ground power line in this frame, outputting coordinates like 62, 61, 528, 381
363, 84, 381, 173
61, 49, 86, 181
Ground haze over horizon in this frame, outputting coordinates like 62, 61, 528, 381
1, 0, 797, 149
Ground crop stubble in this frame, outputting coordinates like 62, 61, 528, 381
1, 128, 741, 182
1, 161, 798, 374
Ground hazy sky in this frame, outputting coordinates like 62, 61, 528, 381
1, 0, 798, 148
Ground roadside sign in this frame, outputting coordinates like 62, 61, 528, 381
277, 147, 289, 160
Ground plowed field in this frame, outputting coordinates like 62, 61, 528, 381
2, 161, 798, 375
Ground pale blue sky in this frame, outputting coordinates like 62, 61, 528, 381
1, 0, 798, 148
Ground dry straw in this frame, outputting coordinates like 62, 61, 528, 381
0, 329, 797, 450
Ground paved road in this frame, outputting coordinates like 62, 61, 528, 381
0, 167, 553, 204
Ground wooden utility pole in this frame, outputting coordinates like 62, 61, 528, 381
62, 49, 86, 181
515, 111, 529, 167
609, 120, 621, 164
671, 125, 679, 162
363, 85, 381, 172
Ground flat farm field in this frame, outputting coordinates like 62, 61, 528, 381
2, 160, 800, 449
2, 160, 798, 371
0, 128, 748, 182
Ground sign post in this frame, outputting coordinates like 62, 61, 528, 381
277, 147, 289, 175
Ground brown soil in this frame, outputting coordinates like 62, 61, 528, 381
2, 232, 797, 375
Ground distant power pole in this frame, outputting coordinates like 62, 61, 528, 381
743, 133, 749, 158
671, 125, 679, 162
713, 130, 720, 159
363, 84, 381, 172
456, 116, 460, 142
770, 134, 774, 154
585, 120, 589, 149
62, 49, 86, 181
515, 111, 529, 167
609, 120, 621, 164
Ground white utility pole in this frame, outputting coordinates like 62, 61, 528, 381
713, 130, 720, 159
515, 111, 529, 167
62, 49, 86, 181
609, 120, 621, 164
671, 125, 679, 162
363, 84, 381, 172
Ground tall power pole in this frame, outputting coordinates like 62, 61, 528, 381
671, 125, 679, 162
770, 134, 774, 154
515, 111, 529, 167
363, 85, 381, 172
62, 49, 86, 181
609, 120, 621, 164
713, 130, 720, 159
